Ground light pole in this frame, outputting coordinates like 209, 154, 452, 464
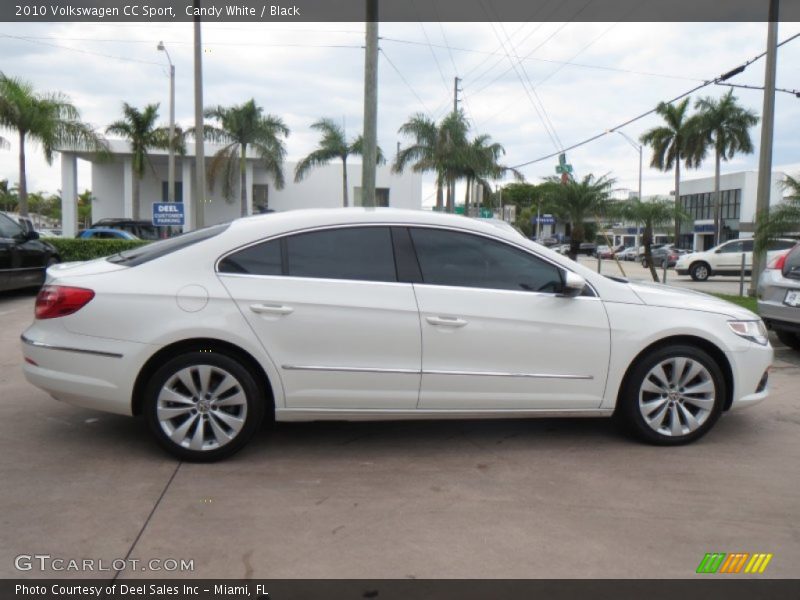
157, 41, 176, 209
612, 130, 642, 203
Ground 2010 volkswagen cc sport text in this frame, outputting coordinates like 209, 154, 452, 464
20, 209, 772, 461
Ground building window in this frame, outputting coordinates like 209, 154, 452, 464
253, 184, 269, 212
161, 181, 183, 202
353, 187, 390, 207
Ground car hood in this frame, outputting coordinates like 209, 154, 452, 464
625, 279, 758, 320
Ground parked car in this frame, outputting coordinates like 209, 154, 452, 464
1, 211, 60, 292
78, 228, 140, 240
536, 236, 559, 247
619, 247, 639, 261
676, 238, 797, 281
38, 229, 62, 238
642, 247, 688, 268
21, 209, 772, 461
578, 242, 597, 255
91, 218, 159, 241
592, 245, 610, 258
757, 243, 800, 351
554, 244, 570, 255
598, 244, 625, 260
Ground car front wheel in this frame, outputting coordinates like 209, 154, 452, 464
775, 329, 800, 351
619, 345, 725, 445
690, 262, 710, 281
144, 351, 266, 461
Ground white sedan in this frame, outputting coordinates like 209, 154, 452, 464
21, 209, 772, 461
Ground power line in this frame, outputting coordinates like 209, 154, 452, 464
0, 32, 162, 65
716, 81, 800, 97
509, 32, 800, 170
379, 36, 704, 83
379, 47, 433, 117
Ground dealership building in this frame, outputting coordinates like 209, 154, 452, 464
58, 140, 423, 237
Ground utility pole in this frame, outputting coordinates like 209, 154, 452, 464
361, 0, 379, 208
192, 0, 205, 229
750, 0, 779, 296
157, 42, 175, 206
449, 77, 461, 213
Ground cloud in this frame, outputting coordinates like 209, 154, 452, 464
1, 20, 800, 205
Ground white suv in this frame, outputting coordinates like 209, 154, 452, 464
676, 238, 797, 281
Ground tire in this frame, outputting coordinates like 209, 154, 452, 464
775, 329, 800, 351
144, 351, 266, 461
641, 258, 648, 268
618, 344, 725, 446
689, 262, 711, 282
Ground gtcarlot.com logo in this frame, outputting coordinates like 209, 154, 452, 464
696, 552, 773, 574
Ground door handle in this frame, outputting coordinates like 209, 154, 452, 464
250, 303, 294, 315
426, 316, 468, 328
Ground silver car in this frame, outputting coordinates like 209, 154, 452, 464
758, 243, 800, 351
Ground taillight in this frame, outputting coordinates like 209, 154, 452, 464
35, 286, 95, 319
767, 251, 789, 270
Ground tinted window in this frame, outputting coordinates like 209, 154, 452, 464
410, 228, 562, 293
219, 239, 282, 275
769, 239, 796, 251
108, 223, 229, 266
784, 245, 800, 280
287, 227, 396, 282
0, 214, 23, 238
741, 239, 754, 252
719, 241, 743, 253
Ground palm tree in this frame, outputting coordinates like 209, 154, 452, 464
294, 118, 385, 207
639, 98, 705, 244
614, 196, 689, 282
0, 73, 107, 216
694, 90, 759, 245
754, 174, 800, 254
0, 178, 18, 212
200, 99, 290, 217
540, 173, 615, 260
394, 110, 469, 212
106, 103, 183, 220
462, 134, 523, 216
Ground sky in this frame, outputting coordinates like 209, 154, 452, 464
2, 20, 800, 207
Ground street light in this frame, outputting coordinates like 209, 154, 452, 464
157, 41, 176, 209
611, 129, 642, 202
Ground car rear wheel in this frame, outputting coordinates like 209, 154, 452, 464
690, 262, 710, 281
144, 352, 265, 461
775, 329, 800, 351
619, 344, 725, 445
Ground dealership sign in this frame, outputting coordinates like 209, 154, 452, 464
153, 202, 185, 227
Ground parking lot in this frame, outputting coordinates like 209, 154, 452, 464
1, 287, 799, 580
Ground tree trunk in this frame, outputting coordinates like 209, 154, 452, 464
674, 160, 681, 246
713, 149, 721, 245
132, 175, 140, 220
435, 178, 443, 211
446, 177, 453, 213
568, 223, 583, 261
18, 130, 28, 217
464, 177, 471, 216
342, 156, 348, 207
643, 225, 660, 282
240, 144, 248, 217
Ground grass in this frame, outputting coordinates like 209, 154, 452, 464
710, 293, 758, 314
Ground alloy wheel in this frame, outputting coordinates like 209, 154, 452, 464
638, 357, 715, 437
156, 365, 248, 451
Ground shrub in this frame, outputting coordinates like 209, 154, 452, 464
46, 238, 151, 262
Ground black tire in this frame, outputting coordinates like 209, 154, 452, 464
775, 329, 800, 351
618, 344, 725, 446
641, 257, 648, 268
689, 262, 711, 281
144, 351, 266, 461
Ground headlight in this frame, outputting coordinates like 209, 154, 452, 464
728, 320, 769, 345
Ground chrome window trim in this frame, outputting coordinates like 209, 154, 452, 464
282, 364, 592, 380
214, 221, 598, 297
20, 334, 123, 359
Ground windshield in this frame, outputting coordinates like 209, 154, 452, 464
107, 223, 229, 267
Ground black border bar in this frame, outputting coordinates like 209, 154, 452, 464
4, 0, 800, 23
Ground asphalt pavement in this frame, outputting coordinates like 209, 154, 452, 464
1, 288, 798, 579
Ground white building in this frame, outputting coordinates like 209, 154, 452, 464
676, 170, 786, 251
59, 140, 422, 237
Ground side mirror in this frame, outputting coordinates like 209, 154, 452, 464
26, 230, 40, 240
562, 271, 586, 297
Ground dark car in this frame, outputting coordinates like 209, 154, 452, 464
90, 218, 160, 241
0, 212, 59, 292
578, 242, 597, 255
642, 246, 687, 268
